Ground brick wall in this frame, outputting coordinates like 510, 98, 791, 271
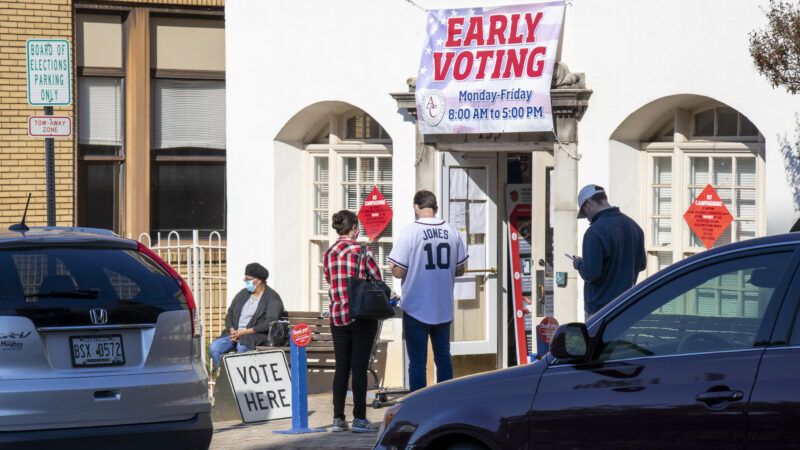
0, 0, 224, 230
0, 0, 74, 228
109, 0, 224, 7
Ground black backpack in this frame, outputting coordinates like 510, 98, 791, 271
267, 316, 290, 347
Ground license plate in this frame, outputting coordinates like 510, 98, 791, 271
70, 335, 125, 368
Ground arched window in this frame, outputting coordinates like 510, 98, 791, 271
642, 103, 764, 274
692, 107, 759, 138
305, 109, 393, 311
345, 112, 389, 140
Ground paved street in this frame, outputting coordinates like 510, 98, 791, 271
210, 393, 386, 450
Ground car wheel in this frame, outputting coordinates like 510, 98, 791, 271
444, 442, 487, 450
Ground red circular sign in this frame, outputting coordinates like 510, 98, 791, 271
537, 317, 560, 345
291, 323, 313, 347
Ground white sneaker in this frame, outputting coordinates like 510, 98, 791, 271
331, 417, 349, 432
351, 418, 375, 433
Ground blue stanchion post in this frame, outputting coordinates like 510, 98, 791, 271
274, 330, 325, 434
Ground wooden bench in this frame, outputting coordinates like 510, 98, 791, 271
256, 311, 389, 395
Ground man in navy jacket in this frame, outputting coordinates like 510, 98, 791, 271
573, 185, 646, 317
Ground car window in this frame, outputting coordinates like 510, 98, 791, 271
0, 248, 182, 309
13, 254, 73, 297
598, 251, 791, 362
790, 294, 800, 346
104, 268, 143, 300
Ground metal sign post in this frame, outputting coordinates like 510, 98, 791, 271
274, 325, 325, 434
43, 106, 55, 226
26, 39, 72, 227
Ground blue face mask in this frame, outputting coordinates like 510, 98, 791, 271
245, 279, 257, 293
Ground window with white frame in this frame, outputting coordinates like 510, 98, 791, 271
307, 112, 393, 312
645, 106, 764, 274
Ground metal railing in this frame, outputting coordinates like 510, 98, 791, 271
134, 230, 227, 369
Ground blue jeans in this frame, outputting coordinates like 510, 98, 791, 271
209, 335, 251, 369
403, 313, 453, 392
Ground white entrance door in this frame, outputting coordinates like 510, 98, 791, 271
442, 153, 498, 355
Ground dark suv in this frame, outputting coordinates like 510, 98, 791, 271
376, 233, 800, 449
0, 227, 212, 450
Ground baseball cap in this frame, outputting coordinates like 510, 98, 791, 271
577, 184, 605, 219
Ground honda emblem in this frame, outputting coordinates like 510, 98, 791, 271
89, 308, 108, 325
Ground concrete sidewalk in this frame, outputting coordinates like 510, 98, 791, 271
210, 393, 387, 450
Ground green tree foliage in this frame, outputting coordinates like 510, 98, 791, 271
749, 0, 800, 94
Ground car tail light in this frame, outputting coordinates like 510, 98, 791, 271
137, 242, 201, 338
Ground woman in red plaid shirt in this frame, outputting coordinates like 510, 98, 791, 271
323, 210, 382, 433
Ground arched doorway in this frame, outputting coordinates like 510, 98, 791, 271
610, 95, 765, 276
273, 102, 394, 312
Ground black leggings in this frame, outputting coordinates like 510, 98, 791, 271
331, 319, 378, 420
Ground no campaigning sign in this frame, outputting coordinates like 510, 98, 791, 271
684, 184, 733, 249
357, 186, 393, 240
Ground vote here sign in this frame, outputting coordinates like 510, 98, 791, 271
223, 351, 292, 423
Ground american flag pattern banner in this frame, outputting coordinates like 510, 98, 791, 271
415, 2, 565, 135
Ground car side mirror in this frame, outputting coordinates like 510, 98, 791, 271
550, 323, 590, 362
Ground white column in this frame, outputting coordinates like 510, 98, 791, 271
551, 128, 580, 324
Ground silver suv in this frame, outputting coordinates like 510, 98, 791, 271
0, 227, 212, 450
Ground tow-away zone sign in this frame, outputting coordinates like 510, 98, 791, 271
28, 116, 72, 138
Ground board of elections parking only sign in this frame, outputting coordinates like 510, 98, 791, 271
26, 39, 72, 106
684, 184, 733, 249
223, 351, 292, 423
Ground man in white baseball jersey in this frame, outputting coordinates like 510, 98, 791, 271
389, 190, 467, 391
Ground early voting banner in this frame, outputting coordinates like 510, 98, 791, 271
416, 2, 564, 134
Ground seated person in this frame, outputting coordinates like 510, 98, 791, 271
210, 263, 285, 369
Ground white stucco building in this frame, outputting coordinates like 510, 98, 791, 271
225, 0, 800, 385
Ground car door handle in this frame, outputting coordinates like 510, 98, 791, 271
595, 364, 644, 379
94, 390, 121, 401
696, 390, 743, 404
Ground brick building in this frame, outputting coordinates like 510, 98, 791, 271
0, 0, 225, 238
0, 0, 73, 226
